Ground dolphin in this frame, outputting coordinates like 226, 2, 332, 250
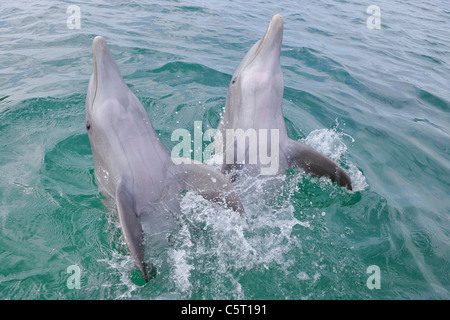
85, 36, 244, 282
215, 14, 352, 190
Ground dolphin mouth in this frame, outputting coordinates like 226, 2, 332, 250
91, 36, 105, 106
90, 36, 123, 107
92, 36, 107, 77
249, 14, 284, 65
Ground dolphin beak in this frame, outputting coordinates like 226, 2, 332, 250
251, 14, 284, 63
89, 36, 127, 108
92, 36, 108, 97
92, 36, 109, 73
90, 36, 107, 106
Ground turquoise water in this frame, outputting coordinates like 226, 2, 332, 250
0, 0, 449, 300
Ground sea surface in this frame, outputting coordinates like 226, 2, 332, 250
0, 0, 449, 300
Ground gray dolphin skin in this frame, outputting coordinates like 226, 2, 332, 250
85, 36, 244, 282
215, 14, 352, 190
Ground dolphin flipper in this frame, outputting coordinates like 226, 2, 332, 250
286, 139, 352, 190
179, 161, 245, 214
116, 180, 148, 282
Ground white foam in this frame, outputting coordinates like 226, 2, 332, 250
168, 224, 194, 294
297, 271, 310, 280
168, 248, 194, 294
303, 128, 350, 163
172, 181, 309, 296
97, 250, 140, 299
347, 162, 369, 192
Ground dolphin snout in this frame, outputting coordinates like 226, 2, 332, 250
93, 36, 107, 53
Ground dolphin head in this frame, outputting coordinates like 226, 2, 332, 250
86, 36, 147, 145
85, 36, 168, 198
86, 37, 136, 190
217, 15, 287, 174
225, 14, 285, 129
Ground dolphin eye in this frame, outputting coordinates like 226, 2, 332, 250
231, 77, 237, 85
86, 120, 91, 131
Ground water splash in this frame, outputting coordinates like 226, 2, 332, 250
303, 128, 368, 192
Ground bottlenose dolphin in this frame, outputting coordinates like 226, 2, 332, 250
215, 14, 352, 190
85, 36, 244, 282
